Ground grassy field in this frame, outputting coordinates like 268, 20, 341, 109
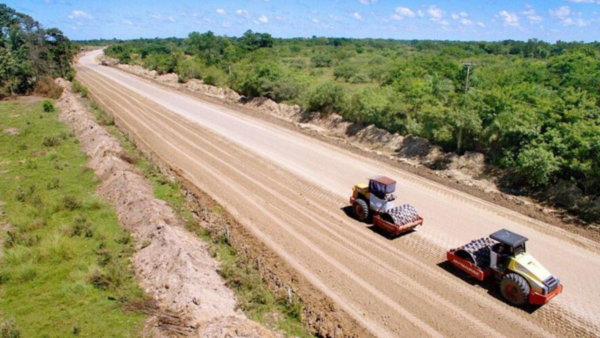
0, 100, 147, 337
90, 104, 311, 337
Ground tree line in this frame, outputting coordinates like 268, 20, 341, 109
104, 32, 600, 221
0, 4, 76, 98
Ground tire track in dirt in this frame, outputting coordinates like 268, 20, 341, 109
74, 68, 592, 336
81, 72, 506, 337
80, 71, 550, 338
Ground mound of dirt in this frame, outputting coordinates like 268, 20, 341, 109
118, 64, 158, 79
185, 80, 242, 102
396, 135, 431, 158
55, 78, 277, 337
243, 97, 301, 122
157, 73, 179, 84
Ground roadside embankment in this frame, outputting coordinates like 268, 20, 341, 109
55, 78, 278, 337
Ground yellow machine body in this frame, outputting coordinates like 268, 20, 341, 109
352, 184, 370, 200
507, 252, 552, 293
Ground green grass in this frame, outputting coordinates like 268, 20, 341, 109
92, 104, 312, 337
0, 101, 147, 337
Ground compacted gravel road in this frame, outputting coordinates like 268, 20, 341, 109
77, 50, 600, 337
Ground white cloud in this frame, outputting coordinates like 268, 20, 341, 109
329, 14, 342, 22
565, 0, 599, 3
258, 15, 268, 23
550, 6, 571, 19
395, 7, 415, 18
311, 18, 319, 23
498, 10, 520, 27
359, 0, 377, 5
167, 16, 175, 22
460, 18, 473, 25
222, 21, 231, 27
427, 5, 448, 25
451, 12, 468, 19
522, 6, 543, 24
427, 5, 444, 19
550, 6, 590, 26
417, 10, 424, 17
236, 9, 251, 18
148, 13, 162, 20
122, 19, 132, 25
68, 10, 92, 19
477, 21, 485, 27
351, 12, 363, 20
216, 9, 226, 15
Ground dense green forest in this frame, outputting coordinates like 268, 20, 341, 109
0, 4, 76, 98
107, 32, 600, 220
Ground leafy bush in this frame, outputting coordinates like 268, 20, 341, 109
42, 136, 60, 147
333, 63, 358, 82
305, 82, 346, 115
42, 100, 54, 113
310, 54, 332, 68
62, 195, 82, 211
266, 77, 300, 102
71, 80, 89, 98
203, 66, 227, 87
33, 79, 63, 99
516, 146, 560, 187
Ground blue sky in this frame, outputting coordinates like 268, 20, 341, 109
6, 0, 600, 42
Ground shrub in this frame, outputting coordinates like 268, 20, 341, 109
33, 78, 63, 99
42, 136, 61, 147
42, 100, 55, 113
62, 195, 82, 211
305, 82, 346, 115
71, 215, 93, 238
47, 178, 60, 190
516, 146, 560, 187
333, 63, 358, 82
176, 57, 204, 80
203, 66, 227, 87
267, 77, 300, 102
310, 54, 333, 68
71, 80, 89, 98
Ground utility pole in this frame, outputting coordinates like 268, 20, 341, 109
457, 62, 477, 154
462, 62, 476, 94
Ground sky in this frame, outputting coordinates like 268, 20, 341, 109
6, 0, 600, 42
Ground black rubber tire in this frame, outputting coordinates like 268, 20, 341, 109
500, 273, 530, 306
352, 199, 369, 222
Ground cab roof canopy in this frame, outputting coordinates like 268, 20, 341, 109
369, 175, 396, 186
369, 175, 396, 199
490, 229, 528, 248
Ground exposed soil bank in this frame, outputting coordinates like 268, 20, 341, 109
55, 78, 276, 337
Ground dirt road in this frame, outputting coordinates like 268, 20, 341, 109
77, 50, 600, 337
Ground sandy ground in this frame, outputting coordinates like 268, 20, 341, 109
77, 50, 600, 337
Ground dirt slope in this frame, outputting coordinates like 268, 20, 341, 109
77, 50, 600, 337
55, 78, 277, 337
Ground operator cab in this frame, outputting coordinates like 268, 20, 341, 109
489, 229, 528, 271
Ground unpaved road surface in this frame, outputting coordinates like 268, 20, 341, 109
78, 50, 600, 337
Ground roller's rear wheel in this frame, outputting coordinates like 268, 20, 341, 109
500, 273, 530, 306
